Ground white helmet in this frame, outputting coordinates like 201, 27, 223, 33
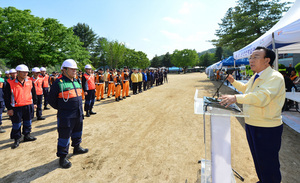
40, 67, 46, 71
16, 64, 29, 72
5, 70, 10, 74
9, 69, 17, 73
62, 59, 78, 69
32, 67, 40, 72
85, 64, 92, 69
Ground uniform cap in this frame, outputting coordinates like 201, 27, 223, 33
32, 67, 40, 72
9, 69, 17, 73
40, 67, 46, 71
62, 59, 78, 69
5, 70, 10, 74
16, 64, 29, 72
85, 64, 92, 69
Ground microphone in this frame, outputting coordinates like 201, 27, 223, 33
222, 66, 246, 74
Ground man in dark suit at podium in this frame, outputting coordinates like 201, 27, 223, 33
219, 47, 285, 183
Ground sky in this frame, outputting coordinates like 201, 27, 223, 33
0, 0, 292, 60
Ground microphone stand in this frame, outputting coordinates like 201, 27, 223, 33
212, 73, 230, 98
210, 70, 245, 182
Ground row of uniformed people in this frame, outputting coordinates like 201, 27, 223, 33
0, 67, 50, 133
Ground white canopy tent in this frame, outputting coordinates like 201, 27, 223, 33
233, 0, 300, 69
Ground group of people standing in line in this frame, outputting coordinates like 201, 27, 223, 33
0, 59, 168, 168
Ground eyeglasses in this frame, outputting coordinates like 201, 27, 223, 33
248, 56, 265, 60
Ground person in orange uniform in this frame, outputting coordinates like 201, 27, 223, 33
114, 70, 123, 102
95, 69, 105, 101
107, 69, 115, 98
82, 64, 96, 117
48, 59, 88, 168
30, 67, 45, 120
121, 67, 130, 99
39, 67, 50, 110
4, 64, 37, 149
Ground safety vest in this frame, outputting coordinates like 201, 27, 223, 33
83, 73, 96, 90
40, 74, 49, 88
8, 79, 33, 107
58, 78, 82, 101
122, 72, 129, 81
29, 76, 43, 95
108, 73, 114, 83
114, 74, 121, 85
95, 74, 104, 84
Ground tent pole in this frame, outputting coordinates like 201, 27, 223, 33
272, 32, 279, 71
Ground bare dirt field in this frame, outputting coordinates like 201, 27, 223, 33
0, 73, 299, 183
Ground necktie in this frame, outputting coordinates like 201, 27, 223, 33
253, 74, 259, 83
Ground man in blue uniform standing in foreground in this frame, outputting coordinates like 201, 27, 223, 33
219, 47, 285, 183
49, 59, 88, 168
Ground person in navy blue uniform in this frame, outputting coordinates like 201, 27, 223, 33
4, 64, 38, 149
49, 59, 88, 169
82, 64, 97, 117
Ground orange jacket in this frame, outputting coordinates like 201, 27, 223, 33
83, 73, 96, 90
29, 76, 43, 95
7, 79, 33, 107
39, 74, 49, 88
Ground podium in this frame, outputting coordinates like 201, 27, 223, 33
194, 89, 248, 183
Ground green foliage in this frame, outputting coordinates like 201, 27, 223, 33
73, 23, 97, 51
0, 7, 90, 68
278, 64, 286, 70
215, 47, 223, 61
212, 0, 291, 50
295, 62, 300, 72
171, 49, 199, 72
199, 52, 216, 67
162, 52, 173, 67
150, 55, 161, 68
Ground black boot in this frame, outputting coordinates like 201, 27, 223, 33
118, 97, 123, 100
59, 156, 72, 168
44, 106, 50, 110
115, 98, 119, 102
89, 110, 96, 115
11, 139, 20, 149
86, 111, 90, 117
73, 145, 89, 155
24, 134, 37, 142
37, 116, 45, 120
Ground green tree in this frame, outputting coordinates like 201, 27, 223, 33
199, 52, 216, 67
171, 49, 199, 73
215, 47, 223, 61
102, 40, 126, 68
0, 7, 90, 68
212, 0, 291, 50
73, 23, 97, 51
162, 52, 173, 67
151, 55, 161, 68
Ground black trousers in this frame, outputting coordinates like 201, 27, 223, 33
143, 81, 147, 91
57, 116, 83, 157
43, 87, 49, 107
138, 82, 142, 92
36, 95, 43, 118
84, 90, 95, 112
132, 83, 138, 94
245, 124, 283, 183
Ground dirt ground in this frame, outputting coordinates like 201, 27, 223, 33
0, 73, 299, 183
